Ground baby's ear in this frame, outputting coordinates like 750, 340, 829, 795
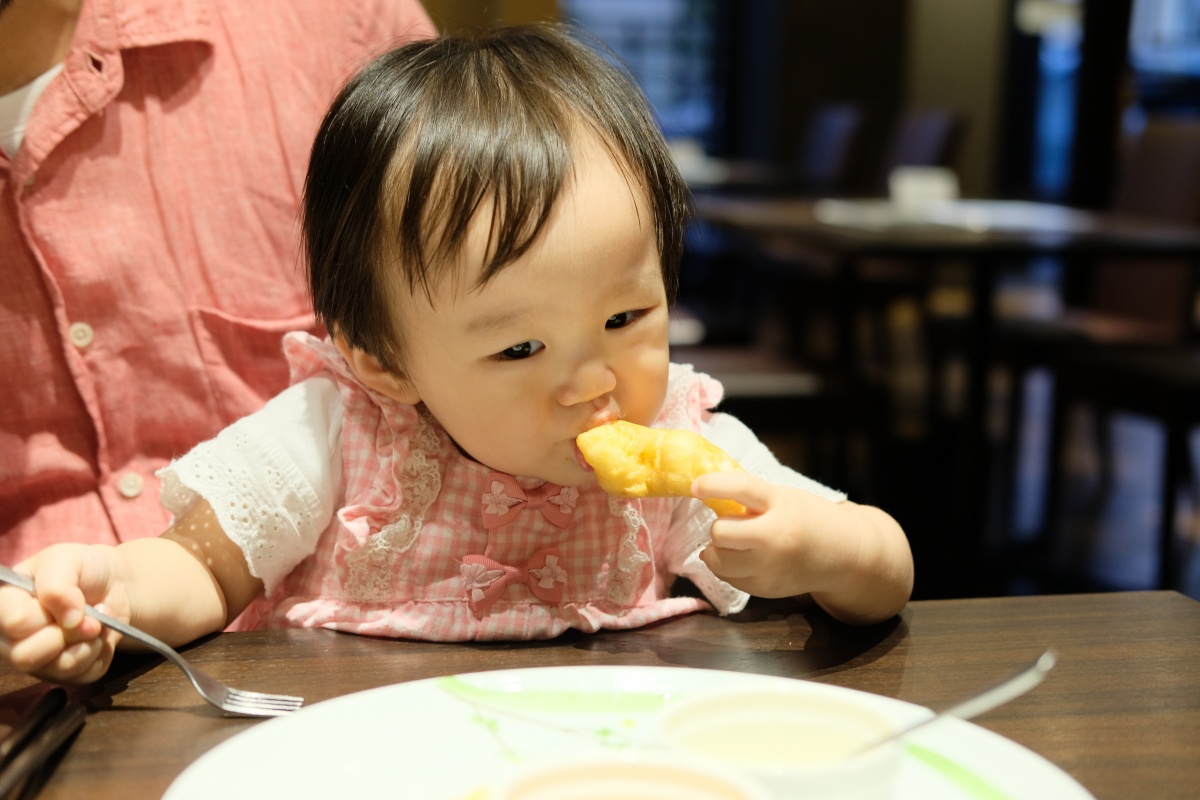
333, 335, 420, 405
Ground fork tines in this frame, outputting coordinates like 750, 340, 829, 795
222, 690, 304, 717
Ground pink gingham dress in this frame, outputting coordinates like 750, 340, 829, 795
231, 333, 743, 640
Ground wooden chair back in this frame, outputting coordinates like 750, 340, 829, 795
1088, 116, 1200, 339
794, 102, 863, 195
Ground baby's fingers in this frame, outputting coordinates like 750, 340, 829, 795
0, 584, 57, 640
699, 544, 786, 598
0, 585, 103, 657
699, 543, 758, 581
700, 544, 810, 600
691, 471, 771, 515
23, 547, 110, 632
0, 623, 104, 681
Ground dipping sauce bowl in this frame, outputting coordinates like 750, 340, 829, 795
655, 684, 905, 800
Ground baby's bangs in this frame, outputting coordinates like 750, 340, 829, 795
388, 47, 576, 294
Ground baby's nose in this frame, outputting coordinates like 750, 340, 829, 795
556, 358, 617, 407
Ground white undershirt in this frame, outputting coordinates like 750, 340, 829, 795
0, 63, 63, 158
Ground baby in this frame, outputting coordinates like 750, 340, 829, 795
0, 24, 913, 685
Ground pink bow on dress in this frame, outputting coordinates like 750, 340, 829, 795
460, 547, 567, 615
480, 473, 578, 529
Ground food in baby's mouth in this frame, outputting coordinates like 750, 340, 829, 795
576, 420, 747, 516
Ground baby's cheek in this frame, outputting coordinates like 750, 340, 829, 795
626, 351, 670, 424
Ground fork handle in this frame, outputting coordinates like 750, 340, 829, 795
0, 565, 182, 666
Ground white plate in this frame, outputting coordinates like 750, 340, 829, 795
164, 666, 1094, 800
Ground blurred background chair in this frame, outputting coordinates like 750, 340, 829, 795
874, 106, 964, 192
994, 115, 1200, 589
792, 102, 864, 196
1047, 347, 1200, 589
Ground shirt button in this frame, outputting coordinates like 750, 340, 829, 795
23, 175, 35, 189
116, 472, 143, 499
68, 321, 95, 349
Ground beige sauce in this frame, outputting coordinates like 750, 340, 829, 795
676, 714, 872, 766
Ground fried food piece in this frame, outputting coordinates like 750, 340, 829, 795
576, 420, 747, 516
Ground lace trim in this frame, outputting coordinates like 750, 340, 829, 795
158, 429, 319, 591
605, 496, 650, 605
342, 411, 443, 602
680, 545, 749, 615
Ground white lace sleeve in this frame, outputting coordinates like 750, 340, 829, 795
157, 376, 344, 593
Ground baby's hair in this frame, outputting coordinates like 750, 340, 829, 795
303, 23, 693, 375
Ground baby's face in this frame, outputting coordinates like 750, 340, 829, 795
390, 134, 670, 486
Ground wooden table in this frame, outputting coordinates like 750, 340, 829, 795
692, 195, 1200, 585
0, 591, 1196, 799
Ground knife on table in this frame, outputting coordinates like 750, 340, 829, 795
0, 688, 87, 798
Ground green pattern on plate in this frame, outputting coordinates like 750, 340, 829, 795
907, 743, 1012, 800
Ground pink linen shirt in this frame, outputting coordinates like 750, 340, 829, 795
0, 0, 435, 563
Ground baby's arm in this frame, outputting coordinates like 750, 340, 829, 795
0, 500, 260, 685
692, 470, 912, 625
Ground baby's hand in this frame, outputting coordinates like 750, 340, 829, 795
0, 544, 128, 684
691, 471, 851, 599
692, 471, 913, 624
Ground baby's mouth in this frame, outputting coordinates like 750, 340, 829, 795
574, 441, 594, 472
583, 405, 620, 432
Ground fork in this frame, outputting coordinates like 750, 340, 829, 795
0, 565, 303, 717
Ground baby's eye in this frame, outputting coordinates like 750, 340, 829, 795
606, 309, 649, 329
493, 340, 545, 361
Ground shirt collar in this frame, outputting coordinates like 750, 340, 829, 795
61, 0, 214, 115
84, 0, 214, 52
12, 0, 215, 173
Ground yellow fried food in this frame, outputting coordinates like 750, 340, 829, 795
576, 420, 746, 516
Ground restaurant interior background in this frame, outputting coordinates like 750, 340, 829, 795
420, 0, 1200, 602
